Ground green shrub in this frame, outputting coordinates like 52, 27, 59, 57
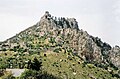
1, 48, 6, 51
0, 70, 15, 79
0, 62, 7, 69
49, 37, 56, 44
20, 69, 39, 79
53, 48, 62, 53
20, 70, 61, 79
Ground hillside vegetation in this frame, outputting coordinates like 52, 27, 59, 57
0, 11, 120, 79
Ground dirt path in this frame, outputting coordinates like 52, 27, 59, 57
6, 69, 25, 77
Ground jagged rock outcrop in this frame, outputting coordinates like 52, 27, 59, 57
0, 11, 120, 69
37, 11, 79, 30
109, 46, 120, 68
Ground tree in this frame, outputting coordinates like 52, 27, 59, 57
27, 57, 42, 71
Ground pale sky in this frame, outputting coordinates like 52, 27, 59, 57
0, 0, 120, 46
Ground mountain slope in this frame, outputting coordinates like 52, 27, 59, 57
0, 11, 120, 78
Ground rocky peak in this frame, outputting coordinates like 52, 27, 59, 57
38, 11, 79, 29
41, 11, 52, 20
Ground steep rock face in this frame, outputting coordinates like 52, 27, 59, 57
0, 11, 120, 69
36, 12, 103, 63
109, 46, 120, 68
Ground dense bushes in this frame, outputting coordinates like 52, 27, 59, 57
20, 57, 60, 79
20, 70, 60, 79
20, 69, 40, 79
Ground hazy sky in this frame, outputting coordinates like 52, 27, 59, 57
0, 0, 120, 46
